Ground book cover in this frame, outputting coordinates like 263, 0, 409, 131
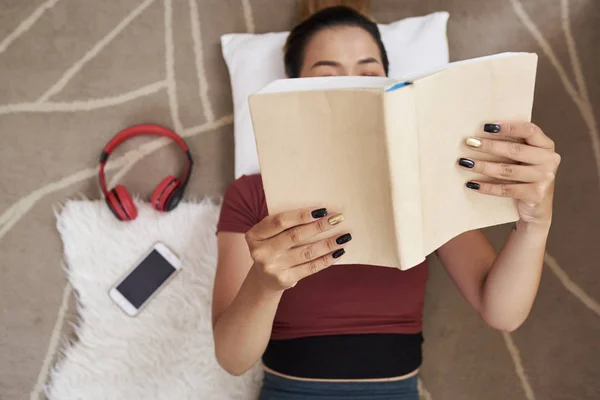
249, 52, 538, 270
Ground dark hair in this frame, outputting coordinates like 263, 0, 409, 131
283, 6, 389, 78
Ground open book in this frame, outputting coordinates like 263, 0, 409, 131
248, 52, 538, 270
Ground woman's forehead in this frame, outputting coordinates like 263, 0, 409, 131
303, 26, 382, 62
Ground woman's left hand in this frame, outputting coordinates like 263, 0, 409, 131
460, 122, 561, 226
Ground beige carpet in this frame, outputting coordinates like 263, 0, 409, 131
1, 0, 599, 399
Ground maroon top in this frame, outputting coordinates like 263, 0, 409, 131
217, 174, 429, 340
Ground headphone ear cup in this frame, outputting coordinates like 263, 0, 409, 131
113, 185, 138, 221
105, 189, 128, 221
151, 176, 181, 211
164, 187, 183, 211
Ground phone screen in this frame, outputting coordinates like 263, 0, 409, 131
116, 249, 176, 309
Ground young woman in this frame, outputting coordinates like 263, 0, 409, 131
212, 3, 561, 399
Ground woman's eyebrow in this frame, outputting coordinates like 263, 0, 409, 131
311, 60, 340, 69
357, 57, 380, 65
312, 58, 380, 69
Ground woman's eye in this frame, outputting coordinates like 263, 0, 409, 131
313, 68, 338, 77
358, 63, 386, 76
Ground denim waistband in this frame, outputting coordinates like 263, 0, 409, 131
258, 371, 420, 400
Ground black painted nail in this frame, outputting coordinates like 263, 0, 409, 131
458, 158, 475, 168
311, 208, 328, 218
466, 182, 481, 190
484, 123, 501, 133
332, 249, 345, 259
336, 233, 352, 245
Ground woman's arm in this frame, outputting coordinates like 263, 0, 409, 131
437, 222, 549, 332
212, 232, 283, 376
436, 121, 560, 332
212, 208, 350, 376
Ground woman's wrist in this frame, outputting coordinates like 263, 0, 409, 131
516, 218, 552, 236
245, 266, 285, 302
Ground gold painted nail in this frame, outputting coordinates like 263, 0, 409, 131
328, 213, 344, 226
465, 137, 482, 148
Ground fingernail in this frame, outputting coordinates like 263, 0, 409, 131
328, 213, 344, 226
466, 182, 480, 190
311, 208, 328, 218
458, 158, 475, 168
465, 138, 482, 148
484, 123, 501, 133
332, 248, 345, 259
336, 233, 352, 245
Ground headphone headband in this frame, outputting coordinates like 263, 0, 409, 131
98, 124, 193, 197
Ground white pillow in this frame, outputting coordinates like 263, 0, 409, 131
221, 11, 450, 178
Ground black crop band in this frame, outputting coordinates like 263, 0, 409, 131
262, 333, 423, 380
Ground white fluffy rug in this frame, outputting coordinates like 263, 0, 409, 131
47, 199, 262, 400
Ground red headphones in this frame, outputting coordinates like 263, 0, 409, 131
98, 124, 193, 221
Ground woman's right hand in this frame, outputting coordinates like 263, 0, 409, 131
245, 208, 351, 292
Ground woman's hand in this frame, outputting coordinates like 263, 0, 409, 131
245, 208, 350, 292
460, 122, 561, 226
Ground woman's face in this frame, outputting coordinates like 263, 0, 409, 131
299, 26, 386, 78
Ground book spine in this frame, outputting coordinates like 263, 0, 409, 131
382, 87, 426, 270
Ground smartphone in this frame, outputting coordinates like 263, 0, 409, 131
108, 242, 182, 316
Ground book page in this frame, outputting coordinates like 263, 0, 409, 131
412, 53, 537, 255
249, 89, 402, 268
256, 76, 398, 94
